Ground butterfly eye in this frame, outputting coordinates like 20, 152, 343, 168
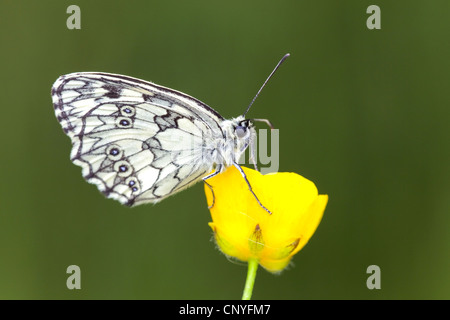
235, 125, 247, 139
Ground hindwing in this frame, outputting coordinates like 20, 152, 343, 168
52, 72, 225, 206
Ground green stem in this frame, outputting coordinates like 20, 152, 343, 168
242, 258, 259, 300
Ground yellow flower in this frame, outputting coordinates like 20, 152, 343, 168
205, 166, 328, 273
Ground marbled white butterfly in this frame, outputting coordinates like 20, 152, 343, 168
51, 54, 289, 210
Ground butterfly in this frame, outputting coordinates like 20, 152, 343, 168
51, 54, 289, 210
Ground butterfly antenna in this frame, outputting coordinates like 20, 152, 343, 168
242, 53, 290, 117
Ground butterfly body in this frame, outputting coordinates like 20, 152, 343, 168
52, 72, 255, 206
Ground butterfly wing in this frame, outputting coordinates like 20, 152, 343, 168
52, 72, 225, 206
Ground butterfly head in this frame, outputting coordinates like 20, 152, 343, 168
228, 116, 256, 161
235, 118, 253, 140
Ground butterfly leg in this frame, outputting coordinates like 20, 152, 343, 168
252, 118, 274, 130
202, 166, 222, 209
232, 162, 272, 215
249, 118, 274, 170
249, 140, 259, 171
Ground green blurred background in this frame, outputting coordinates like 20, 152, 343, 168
0, 0, 448, 299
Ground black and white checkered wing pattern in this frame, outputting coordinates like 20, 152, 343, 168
52, 72, 225, 206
